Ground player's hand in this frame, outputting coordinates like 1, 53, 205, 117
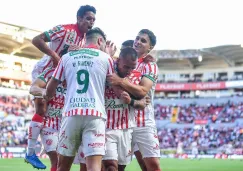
143, 54, 156, 63
112, 86, 124, 97
51, 52, 61, 67
145, 96, 151, 105
107, 73, 123, 86
120, 91, 131, 104
105, 40, 117, 57
42, 89, 53, 102
68, 45, 81, 52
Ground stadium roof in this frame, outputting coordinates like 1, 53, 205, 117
0, 22, 43, 59
0, 22, 243, 70
152, 45, 243, 70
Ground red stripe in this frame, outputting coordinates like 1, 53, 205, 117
75, 109, 78, 115
53, 60, 62, 78
108, 58, 114, 74
91, 109, 94, 116
136, 61, 142, 70
148, 63, 152, 73
154, 64, 157, 75
125, 108, 128, 129
99, 112, 102, 117
56, 117, 58, 130
43, 60, 52, 72
59, 66, 64, 80
137, 111, 140, 127
48, 117, 51, 127
74, 33, 79, 44
107, 110, 110, 129
81, 109, 83, 115
44, 117, 47, 127
86, 109, 89, 115
112, 110, 115, 129
44, 69, 55, 80
142, 110, 145, 127
96, 111, 99, 116
117, 110, 120, 129
50, 30, 65, 39
66, 31, 71, 44
52, 118, 54, 129
55, 31, 67, 54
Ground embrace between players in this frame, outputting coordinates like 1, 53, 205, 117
25, 5, 161, 171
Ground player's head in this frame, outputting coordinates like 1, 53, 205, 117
77, 5, 96, 33
86, 27, 106, 51
117, 47, 138, 78
121, 40, 134, 50
133, 29, 156, 57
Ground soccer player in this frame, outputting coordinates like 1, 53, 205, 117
107, 29, 161, 171
27, 67, 66, 171
176, 140, 184, 159
44, 27, 114, 171
191, 138, 199, 159
25, 5, 97, 169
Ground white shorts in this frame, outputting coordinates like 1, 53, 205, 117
103, 129, 133, 165
132, 127, 160, 158
31, 55, 52, 82
133, 143, 139, 153
57, 115, 106, 157
73, 144, 86, 164
40, 127, 59, 153
192, 148, 198, 155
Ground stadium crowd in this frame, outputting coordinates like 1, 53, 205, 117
158, 126, 243, 151
155, 101, 243, 123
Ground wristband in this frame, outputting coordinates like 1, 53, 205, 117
130, 99, 135, 106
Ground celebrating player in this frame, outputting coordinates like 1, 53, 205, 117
25, 5, 97, 169
44, 27, 114, 171
26, 67, 66, 171
107, 29, 161, 171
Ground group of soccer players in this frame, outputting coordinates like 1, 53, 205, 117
24, 4, 161, 171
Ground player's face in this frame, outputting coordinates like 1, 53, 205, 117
77, 11, 96, 33
133, 33, 151, 57
117, 56, 137, 78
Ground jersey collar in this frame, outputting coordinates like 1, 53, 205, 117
83, 44, 99, 49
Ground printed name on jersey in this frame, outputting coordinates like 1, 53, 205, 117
105, 99, 126, 109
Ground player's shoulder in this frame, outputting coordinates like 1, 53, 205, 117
61, 23, 76, 30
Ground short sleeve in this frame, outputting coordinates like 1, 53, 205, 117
38, 68, 55, 83
52, 59, 65, 82
142, 62, 158, 83
44, 25, 66, 42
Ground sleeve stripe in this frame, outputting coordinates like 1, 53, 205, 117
148, 62, 152, 73
59, 66, 64, 80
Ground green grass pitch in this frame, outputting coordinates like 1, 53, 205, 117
0, 158, 243, 171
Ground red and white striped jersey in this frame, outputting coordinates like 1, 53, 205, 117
105, 86, 130, 129
52, 46, 114, 119
35, 24, 86, 74
129, 57, 159, 128
38, 67, 66, 130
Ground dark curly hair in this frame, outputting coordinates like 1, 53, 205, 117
77, 5, 96, 18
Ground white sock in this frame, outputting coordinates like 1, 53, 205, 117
27, 121, 42, 156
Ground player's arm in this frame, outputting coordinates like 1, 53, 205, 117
107, 73, 153, 99
29, 78, 47, 97
32, 25, 65, 65
108, 62, 158, 99
120, 91, 149, 110
45, 59, 65, 100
